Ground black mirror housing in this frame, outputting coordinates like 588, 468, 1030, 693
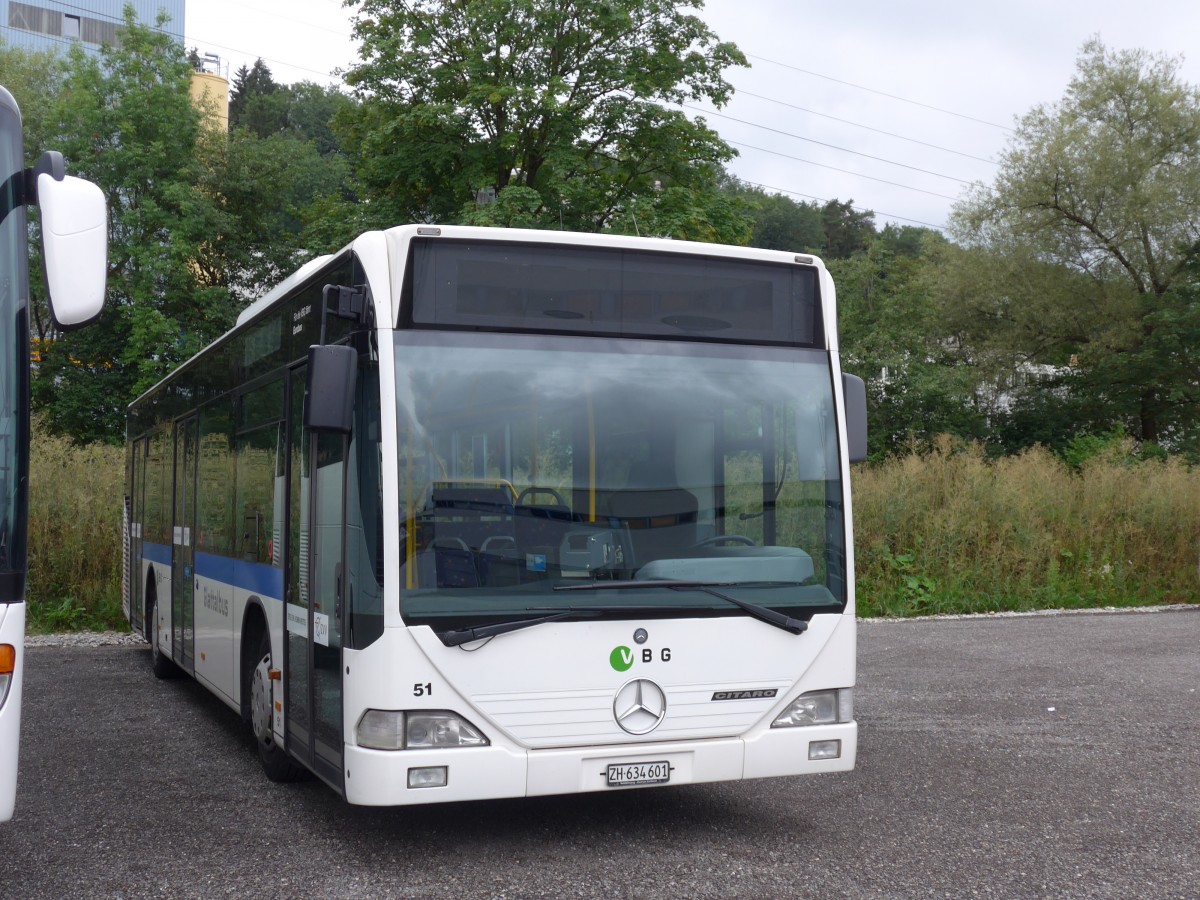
842, 373, 868, 463
305, 345, 357, 433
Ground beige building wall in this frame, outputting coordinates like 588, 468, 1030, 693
189, 71, 229, 131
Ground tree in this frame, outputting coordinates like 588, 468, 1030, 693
337, 0, 748, 237
820, 199, 876, 259
726, 182, 825, 253
229, 58, 279, 131
0, 45, 66, 166
835, 234, 986, 457
951, 39, 1200, 445
30, 11, 240, 442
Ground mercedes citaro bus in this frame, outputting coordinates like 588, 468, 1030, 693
125, 225, 865, 805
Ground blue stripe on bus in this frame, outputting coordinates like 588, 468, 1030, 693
141, 541, 172, 566
196, 552, 284, 599
139, 543, 284, 599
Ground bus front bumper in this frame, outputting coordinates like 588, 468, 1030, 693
342, 721, 856, 806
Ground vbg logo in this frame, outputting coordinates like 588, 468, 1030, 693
610, 645, 634, 672
610, 644, 671, 671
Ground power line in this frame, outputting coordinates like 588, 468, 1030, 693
684, 103, 977, 185
724, 139, 961, 201
746, 53, 1014, 132
731, 88, 999, 165
10, 10, 974, 225
739, 179, 947, 231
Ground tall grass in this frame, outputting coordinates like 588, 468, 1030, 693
853, 437, 1200, 616
20, 428, 1200, 630
26, 427, 125, 632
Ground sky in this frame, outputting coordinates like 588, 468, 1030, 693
184, 0, 1200, 233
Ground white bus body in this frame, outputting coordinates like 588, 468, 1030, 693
126, 226, 866, 804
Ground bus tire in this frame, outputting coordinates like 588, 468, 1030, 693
249, 630, 307, 783
148, 596, 177, 680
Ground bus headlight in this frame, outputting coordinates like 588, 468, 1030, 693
406, 711, 488, 749
771, 689, 854, 728
356, 709, 489, 750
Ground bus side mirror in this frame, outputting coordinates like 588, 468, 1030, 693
305, 344, 357, 433
35, 152, 107, 330
842, 373, 868, 463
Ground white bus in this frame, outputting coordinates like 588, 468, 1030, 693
0, 86, 107, 822
125, 225, 866, 804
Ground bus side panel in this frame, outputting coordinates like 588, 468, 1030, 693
230, 570, 285, 716
194, 553, 236, 704
0, 603, 24, 822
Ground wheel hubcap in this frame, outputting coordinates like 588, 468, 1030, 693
251, 653, 273, 743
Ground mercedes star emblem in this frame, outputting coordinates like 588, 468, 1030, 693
613, 678, 667, 735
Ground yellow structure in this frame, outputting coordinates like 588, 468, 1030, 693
189, 71, 229, 132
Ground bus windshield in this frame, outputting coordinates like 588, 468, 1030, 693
395, 333, 847, 632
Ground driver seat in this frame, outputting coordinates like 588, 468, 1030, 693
604, 460, 698, 567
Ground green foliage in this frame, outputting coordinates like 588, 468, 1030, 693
950, 38, 1200, 447
230, 58, 278, 131
0, 44, 65, 167
460, 185, 544, 229
819, 199, 875, 259
26, 10, 224, 442
724, 180, 825, 253
339, 0, 748, 238
231, 59, 354, 155
2, 13, 353, 443
854, 439, 1200, 617
25, 424, 126, 633
834, 232, 986, 458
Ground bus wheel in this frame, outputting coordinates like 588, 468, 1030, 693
249, 631, 306, 783
149, 602, 177, 679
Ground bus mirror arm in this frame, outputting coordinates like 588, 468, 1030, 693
322, 284, 368, 324
25, 150, 64, 196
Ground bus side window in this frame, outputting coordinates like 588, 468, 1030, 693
235, 380, 284, 568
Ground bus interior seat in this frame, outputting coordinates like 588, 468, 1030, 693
513, 498, 573, 574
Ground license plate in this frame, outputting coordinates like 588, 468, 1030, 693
606, 760, 671, 787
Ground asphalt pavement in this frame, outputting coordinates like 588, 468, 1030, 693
1, 607, 1197, 898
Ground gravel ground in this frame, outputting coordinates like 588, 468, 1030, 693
4, 605, 1196, 899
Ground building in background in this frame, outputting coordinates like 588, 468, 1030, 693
1, 1, 225, 131
190, 51, 228, 131
0, 0, 184, 56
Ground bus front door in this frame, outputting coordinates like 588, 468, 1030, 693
285, 365, 346, 788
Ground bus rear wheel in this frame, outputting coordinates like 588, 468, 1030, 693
148, 600, 177, 679
249, 631, 307, 783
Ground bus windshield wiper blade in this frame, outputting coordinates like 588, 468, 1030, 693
553, 580, 808, 635
438, 609, 604, 647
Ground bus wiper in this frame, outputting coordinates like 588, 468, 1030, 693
553, 580, 808, 635
438, 609, 604, 647
440, 604, 692, 647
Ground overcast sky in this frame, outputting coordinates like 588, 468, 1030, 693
184, 0, 1200, 232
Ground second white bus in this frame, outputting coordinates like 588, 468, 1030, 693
1, 85, 107, 822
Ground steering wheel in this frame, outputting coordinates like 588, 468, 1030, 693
517, 486, 568, 507
690, 534, 755, 549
